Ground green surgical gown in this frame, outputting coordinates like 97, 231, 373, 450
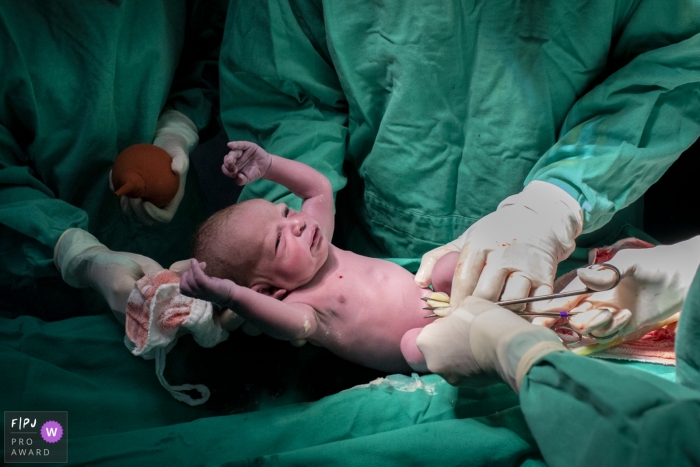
220, 0, 700, 259
520, 264, 700, 465
0, 0, 224, 315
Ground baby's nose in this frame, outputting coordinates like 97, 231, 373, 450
289, 218, 306, 236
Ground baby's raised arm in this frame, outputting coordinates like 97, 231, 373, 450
224, 141, 335, 239
180, 259, 318, 341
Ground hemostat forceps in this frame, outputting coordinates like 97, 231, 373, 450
423, 263, 623, 345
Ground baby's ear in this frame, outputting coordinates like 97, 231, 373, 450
251, 283, 287, 300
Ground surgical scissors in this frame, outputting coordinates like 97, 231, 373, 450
423, 263, 623, 345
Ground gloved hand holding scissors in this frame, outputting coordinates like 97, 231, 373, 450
415, 182, 583, 308
535, 236, 700, 341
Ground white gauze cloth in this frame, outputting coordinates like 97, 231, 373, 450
125, 270, 228, 405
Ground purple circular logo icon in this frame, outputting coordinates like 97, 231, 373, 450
41, 420, 63, 443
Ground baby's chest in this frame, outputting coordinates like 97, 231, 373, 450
289, 282, 372, 324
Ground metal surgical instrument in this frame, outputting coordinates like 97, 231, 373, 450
423, 263, 623, 345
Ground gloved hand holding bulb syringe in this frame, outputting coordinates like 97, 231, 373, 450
54, 110, 208, 321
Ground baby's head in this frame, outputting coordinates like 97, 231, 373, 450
193, 199, 329, 298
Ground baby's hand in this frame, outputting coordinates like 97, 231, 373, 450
223, 141, 273, 185
179, 259, 238, 308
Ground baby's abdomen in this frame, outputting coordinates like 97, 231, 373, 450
324, 280, 431, 372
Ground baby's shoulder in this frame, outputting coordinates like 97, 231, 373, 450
281, 289, 321, 310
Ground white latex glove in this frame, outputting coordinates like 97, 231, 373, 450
536, 236, 700, 340
54, 228, 163, 316
113, 109, 198, 225
417, 296, 566, 391
415, 181, 583, 308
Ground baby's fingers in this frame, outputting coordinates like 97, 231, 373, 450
224, 150, 243, 165
235, 174, 248, 186
227, 141, 255, 152
179, 269, 200, 297
221, 163, 237, 179
190, 259, 210, 284
227, 142, 256, 166
222, 153, 240, 176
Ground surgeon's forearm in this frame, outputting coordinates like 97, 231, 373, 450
0, 162, 89, 281
228, 286, 318, 341
521, 351, 700, 466
526, 32, 700, 233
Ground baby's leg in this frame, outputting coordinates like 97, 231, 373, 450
400, 328, 428, 373
431, 251, 460, 294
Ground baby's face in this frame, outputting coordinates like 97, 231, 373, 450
233, 199, 329, 290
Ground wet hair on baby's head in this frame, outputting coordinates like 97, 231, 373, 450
192, 201, 259, 287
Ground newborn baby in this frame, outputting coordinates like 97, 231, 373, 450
180, 141, 458, 373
